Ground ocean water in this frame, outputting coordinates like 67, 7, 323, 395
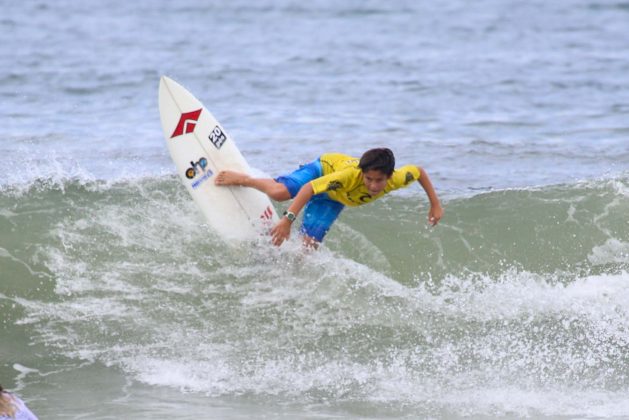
1, 0, 628, 418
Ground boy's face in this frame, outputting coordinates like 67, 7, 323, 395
362, 169, 390, 196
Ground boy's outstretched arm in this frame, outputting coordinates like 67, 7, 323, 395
270, 182, 314, 246
417, 166, 443, 226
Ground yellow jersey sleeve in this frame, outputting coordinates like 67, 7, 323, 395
387, 165, 421, 190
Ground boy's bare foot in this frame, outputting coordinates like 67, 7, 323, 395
214, 170, 250, 186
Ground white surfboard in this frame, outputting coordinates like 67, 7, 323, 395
158, 76, 278, 241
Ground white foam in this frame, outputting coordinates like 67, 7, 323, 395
419, 269, 629, 323
13, 184, 629, 418
437, 386, 629, 418
589, 239, 629, 265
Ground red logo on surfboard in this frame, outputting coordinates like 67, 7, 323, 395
260, 206, 273, 220
171, 109, 202, 138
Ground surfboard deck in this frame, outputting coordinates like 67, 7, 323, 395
158, 76, 278, 241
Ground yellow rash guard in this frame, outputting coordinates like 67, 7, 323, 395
311, 153, 421, 206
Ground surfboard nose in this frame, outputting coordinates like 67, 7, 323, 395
159, 75, 175, 92
159, 75, 169, 93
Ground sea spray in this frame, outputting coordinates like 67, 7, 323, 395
1, 174, 628, 416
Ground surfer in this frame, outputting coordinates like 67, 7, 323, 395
215, 148, 443, 247
0, 385, 38, 420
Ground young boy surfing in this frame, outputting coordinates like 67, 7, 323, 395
215, 148, 443, 247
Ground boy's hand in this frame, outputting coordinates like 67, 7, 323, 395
271, 218, 292, 246
428, 204, 443, 226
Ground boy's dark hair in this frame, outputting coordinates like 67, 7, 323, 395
358, 148, 395, 176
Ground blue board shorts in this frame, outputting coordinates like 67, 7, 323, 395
275, 158, 345, 242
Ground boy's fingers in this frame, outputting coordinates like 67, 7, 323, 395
272, 230, 287, 246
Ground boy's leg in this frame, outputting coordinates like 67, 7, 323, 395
215, 171, 291, 201
215, 158, 323, 203
300, 194, 345, 244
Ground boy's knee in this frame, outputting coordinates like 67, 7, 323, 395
270, 185, 291, 201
